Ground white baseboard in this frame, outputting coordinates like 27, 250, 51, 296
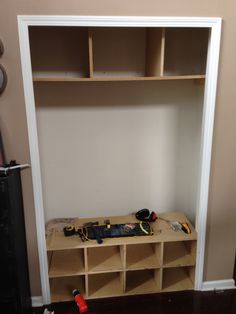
31, 280, 235, 306
31, 296, 43, 307
202, 279, 236, 291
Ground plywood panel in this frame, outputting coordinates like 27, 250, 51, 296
92, 27, 146, 77
46, 213, 197, 251
50, 276, 85, 302
164, 28, 209, 76
29, 26, 89, 77
88, 272, 123, 298
162, 267, 194, 291
87, 246, 123, 273
49, 249, 85, 277
146, 28, 165, 76
33, 71, 205, 81
163, 241, 196, 267
126, 243, 161, 270
126, 269, 160, 293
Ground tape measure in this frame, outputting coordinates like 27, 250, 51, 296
63, 225, 76, 236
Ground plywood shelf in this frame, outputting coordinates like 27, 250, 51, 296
88, 272, 124, 298
163, 241, 196, 268
48, 249, 85, 278
126, 269, 161, 294
126, 243, 161, 270
50, 276, 85, 302
33, 72, 205, 82
87, 246, 123, 273
162, 267, 195, 292
29, 27, 90, 78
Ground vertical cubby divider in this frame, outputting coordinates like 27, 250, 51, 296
88, 28, 94, 78
145, 27, 165, 77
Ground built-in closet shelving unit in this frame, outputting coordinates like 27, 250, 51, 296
29, 24, 207, 302
20, 16, 221, 304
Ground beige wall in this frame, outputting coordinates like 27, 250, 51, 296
0, 0, 235, 296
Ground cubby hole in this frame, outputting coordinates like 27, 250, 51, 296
48, 249, 85, 277
126, 269, 161, 294
163, 241, 196, 267
164, 28, 209, 76
92, 27, 147, 77
50, 275, 85, 302
29, 26, 90, 78
162, 266, 195, 291
126, 243, 162, 270
87, 245, 123, 273
88, 272, 124, 297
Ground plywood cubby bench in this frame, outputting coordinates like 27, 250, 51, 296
46, 212, 197, 302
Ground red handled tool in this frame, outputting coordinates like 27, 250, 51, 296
72, 289, 88, 313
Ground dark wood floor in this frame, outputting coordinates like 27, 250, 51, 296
33, 290, 236, 314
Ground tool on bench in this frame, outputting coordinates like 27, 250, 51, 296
135, 208, 157, 222
63, 219, 154, 244
83, 221, 103, 244
77, 228, 88, 242
63, 225, 76, 236
104, 219, 111, 229
63, 224, 89, 242
158, 217, 191, 234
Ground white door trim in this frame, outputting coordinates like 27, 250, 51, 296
17, 15, 222, 304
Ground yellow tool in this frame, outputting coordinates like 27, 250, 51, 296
181, 222, 191, 234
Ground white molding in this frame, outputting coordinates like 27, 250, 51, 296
202, 279, 236, 291
31, 296, 43, 307
17, 15, 221, 27
194, 19, 222, 290
17, 15, 222, 304
17, 17, 51, 304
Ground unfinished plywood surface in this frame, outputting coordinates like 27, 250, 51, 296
49, 249, 85, 278
87, 246, 123, 273
126, 269, 160, 294
46, 213, 197, 251
33, 71, 205, 81
29, 26, 89, 77
126, 243, 161, 270
162, 267, 194, 292
164, 28, 209, 76
163, 241, 196, 268
92, 27, 146, 77
146, 28, 165, 77
88, 272, 123, 298
50, 276, 85, 302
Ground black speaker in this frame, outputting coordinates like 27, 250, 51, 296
0, 169, 32, 313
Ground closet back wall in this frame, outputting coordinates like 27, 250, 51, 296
34, 81, 203, 222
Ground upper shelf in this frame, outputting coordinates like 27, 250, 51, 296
29, 26, 209, 83
32, 72, 205, 82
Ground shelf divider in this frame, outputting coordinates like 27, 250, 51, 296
146, 27, 165, 77
88, 28, 94, 78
